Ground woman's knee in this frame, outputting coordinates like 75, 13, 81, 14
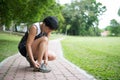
32, 36, 48, 47
32, 36, 48, 56
52, 54, 56, 60
48, 52, 56, 61
41, 36, 48, 42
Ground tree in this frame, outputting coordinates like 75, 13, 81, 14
106, 8, 120, 36
65, 24, 71, 35
62, 0, 106, 36
118, 8, 120, 16
42, 3, 65, 33
106, 19, 120, 36
0, 0, 59, 31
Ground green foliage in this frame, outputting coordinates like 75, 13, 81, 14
62, 0, 106, 36
61, 36, 120, 80
42, 3, 65, 32
106, 19, 120, 36
118, 8, 120, 16
0, 0, 64, 29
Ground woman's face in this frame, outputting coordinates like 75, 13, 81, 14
43, 23, 52, 34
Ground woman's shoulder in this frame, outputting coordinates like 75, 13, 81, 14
32, 22, 41, 36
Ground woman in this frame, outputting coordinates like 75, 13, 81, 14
18, 16, 58, 73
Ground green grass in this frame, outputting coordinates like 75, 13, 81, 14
61, 36, 120, 80
0, 32, 22, 62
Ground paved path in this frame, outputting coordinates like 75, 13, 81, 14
0, 39, 96, 80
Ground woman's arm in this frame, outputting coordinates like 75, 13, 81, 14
26, 25, 39, 68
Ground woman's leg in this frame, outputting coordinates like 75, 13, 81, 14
31, 36, 56, 73
43, 50, 56, 64
47, 51, 56, 61
31, 36, 48, 64
31, 36, 56, 65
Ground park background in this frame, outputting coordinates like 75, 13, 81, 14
0, 0, 120, 80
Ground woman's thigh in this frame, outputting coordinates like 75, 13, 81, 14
31, 36, 48, 58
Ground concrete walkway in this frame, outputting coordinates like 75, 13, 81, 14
0, 39, 96, 80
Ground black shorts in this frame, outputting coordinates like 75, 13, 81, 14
18, 42, 27, 57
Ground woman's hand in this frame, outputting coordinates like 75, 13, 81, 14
33, 60, 40, 68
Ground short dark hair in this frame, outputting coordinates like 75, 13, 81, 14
43, 16, 58, 30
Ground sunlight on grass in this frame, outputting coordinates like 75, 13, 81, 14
0, 33, 22, 62
61, 36, 120, 80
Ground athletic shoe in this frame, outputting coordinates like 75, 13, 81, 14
34, 63, 51, 73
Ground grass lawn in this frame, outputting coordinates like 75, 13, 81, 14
61, 36, 120, 80
0, 32, 22, 62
